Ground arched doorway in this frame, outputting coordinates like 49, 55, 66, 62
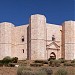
50, 52, 56, 60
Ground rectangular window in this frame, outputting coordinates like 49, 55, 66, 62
22, 49, 24, 53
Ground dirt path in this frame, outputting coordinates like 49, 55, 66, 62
0, 67, 17, 75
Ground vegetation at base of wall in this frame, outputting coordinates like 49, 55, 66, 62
48, 57, 55, 61
2, 56, 12, 66
55, 68, 68, 75
34, 60, 48, 64
58, 58, 66, 63
30, 63, 43, 67
0, 56, 18, 66
64, 62, 75, 67
71, 59, 75, 63
11, 57, 18, 63
49, 59, 60, 67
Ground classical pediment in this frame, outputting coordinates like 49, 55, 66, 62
46, 42, 60, 50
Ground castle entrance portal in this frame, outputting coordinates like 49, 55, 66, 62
50, 52, 56, 59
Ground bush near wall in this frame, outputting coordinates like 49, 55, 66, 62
71, 59, 75, 63
34, 60, 48, 64
30, 63, 43, 67
0, 56, 18, 67
64, 62, 75, 67
49, 60, 60, 67
58, 58, 66, 63
2, 56, 12, 66
11, 57, 18, 63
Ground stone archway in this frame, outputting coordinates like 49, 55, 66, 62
50, 52, 56, 59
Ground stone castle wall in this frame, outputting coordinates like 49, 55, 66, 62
11, 25, 28, 60
46, 24, 62, 59
0, 22, 14, 59
0, 14, 74, 60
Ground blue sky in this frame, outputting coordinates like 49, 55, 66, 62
0, 0, 74, 26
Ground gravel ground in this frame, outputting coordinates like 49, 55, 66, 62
0, 67, 17, 75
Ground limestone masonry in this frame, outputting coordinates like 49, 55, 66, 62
0, 14, 75, 60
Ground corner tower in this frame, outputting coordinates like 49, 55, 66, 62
0, 22, 14, 59
62, 21, 75, 60
28, 14, 46, 60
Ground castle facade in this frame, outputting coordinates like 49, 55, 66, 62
0, 14, 75, 60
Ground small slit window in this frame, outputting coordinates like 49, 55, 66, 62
22, 49, 24, 53
22, 36, 24, 42
52, 35, 55, 41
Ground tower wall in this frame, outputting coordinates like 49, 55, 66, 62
62, 21, 75, 60
28, 14, 46, 60
0, 22, 14, 59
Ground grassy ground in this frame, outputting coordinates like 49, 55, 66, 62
0, 66, 74, 75
0, 60, 75, 75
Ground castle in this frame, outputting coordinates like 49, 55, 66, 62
0, 14, 75, 60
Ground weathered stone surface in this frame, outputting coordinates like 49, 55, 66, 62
0, 14, 74, 60
62, 21, 75, 60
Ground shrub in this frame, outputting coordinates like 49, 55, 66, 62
8, 63, 15, 67
58, 58, 66, 63
11, 57, 18, 63
64, 62, 73, 66
64, 62, 75, 67
22, 70, 34, 75
30, 63, 43, 67
40, 67, 53, 75
2, 56, 12, 66
22, 70, 47, 75
71, 59, 75, 63
54, 60, 60, 67
17, 66, 32, 75
49, 59, 55, 67
55, 68, 68, 75
17, 66, 53, 75
49, 60, 60, 67
34, 60, 43, 63
34, 60, 48, 64
17, 66, 47, 75
48, 57, 55, 61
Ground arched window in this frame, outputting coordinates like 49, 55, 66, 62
22, 36, 24, 42
52, 35, 55, 41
